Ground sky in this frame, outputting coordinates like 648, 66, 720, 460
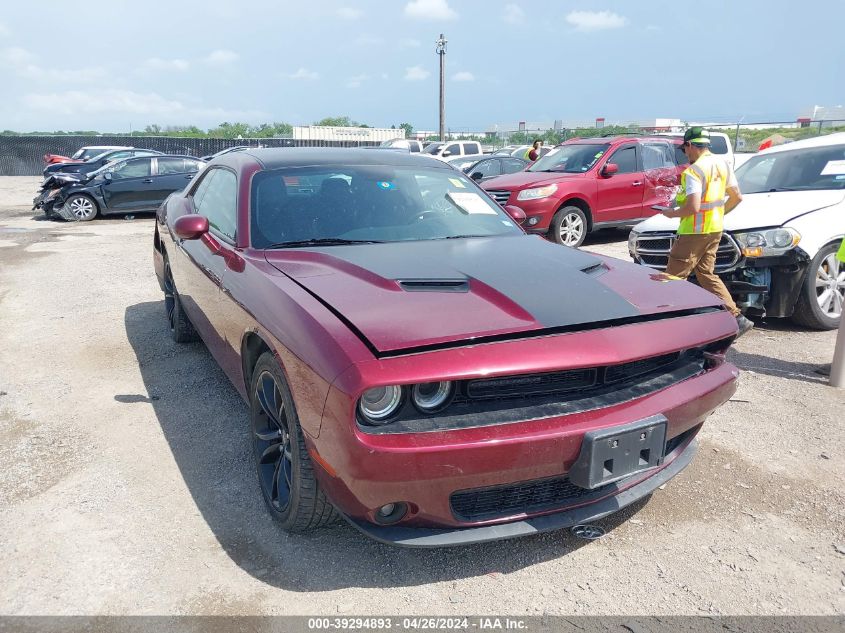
0, 0, 843, 133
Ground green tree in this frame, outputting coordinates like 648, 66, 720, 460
399, 122, 414, 138
313, 116, 368, 128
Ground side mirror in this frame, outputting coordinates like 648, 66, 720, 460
470, 171, 483, 181
503, 205, 526, 225
602, 163, 619, 177
442, 150, 452, 157
173, 214, 209, 240
103, 172, 113, 181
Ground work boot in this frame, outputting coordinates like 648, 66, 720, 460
735, 314, 754, 338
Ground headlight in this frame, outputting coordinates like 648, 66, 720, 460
411, 381, 454, 413
627, 230, 638, 253
733, 228, 801, 258
517, 184, 557, 201
358, 386, 403, 424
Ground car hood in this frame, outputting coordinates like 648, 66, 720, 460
265, 235, 722, 353
482, 171, 584, 190
633, 190, 845, 233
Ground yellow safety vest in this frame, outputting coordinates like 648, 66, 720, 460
676, 151, 729, 235
837, 236, 845, 263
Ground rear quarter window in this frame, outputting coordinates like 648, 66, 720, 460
709, 135, 729, 155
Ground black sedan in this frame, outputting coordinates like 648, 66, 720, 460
42, 148, 163, 178
48, 155, 205, 221
447, 155, 529, 182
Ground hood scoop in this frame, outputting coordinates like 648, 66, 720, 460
398, 279, 470, 293
580, 262, 608, 277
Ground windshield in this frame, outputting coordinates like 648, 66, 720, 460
250, 165, 523, 248
736, 144, 845, 193
528, 143, 610, 173
422, 143, 444, 155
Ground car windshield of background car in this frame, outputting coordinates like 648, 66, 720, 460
422, 143, 444, 155
528, 143, 610, 173
250, 166, 523, 248
736, 146, 845, 193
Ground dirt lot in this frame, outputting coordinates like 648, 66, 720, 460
1, 176, 844, 616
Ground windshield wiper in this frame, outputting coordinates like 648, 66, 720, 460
266, 238, 384, 248
768, 187, 799, 192
436, 234, 490, 240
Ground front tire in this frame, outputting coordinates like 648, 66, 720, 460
163, 258, 198, 343
64, 194, 99, 222
791, 242, 844, 330
249, 352, 337, 532
549, 205, 588, 247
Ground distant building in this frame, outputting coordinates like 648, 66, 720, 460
798, 105, 845, 127
291, 126, 402, 142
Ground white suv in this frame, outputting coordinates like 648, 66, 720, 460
629, 132, 845, 329
422, 140, 483, 161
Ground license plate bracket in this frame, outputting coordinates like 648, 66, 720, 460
568, 415, 668, 490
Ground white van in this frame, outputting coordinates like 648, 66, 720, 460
422, 140, 483, 161
659, 130, 735, 167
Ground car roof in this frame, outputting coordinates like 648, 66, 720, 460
758, 132, 845, 155
561, 135, 680, 146
227, 147, 454, 170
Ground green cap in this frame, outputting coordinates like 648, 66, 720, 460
683, 126, 711, 145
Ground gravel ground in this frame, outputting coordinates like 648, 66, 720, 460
1, 176, 844, 616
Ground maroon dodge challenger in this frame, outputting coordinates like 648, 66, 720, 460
153, 148, 739, 547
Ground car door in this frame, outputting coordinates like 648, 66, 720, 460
502, 158, 528, 175
641, 141, 681, 216
595, 144, 645, 222
442, 143, 461, 158
147, 157, 202, 210
100, 157, 154, 212
173, 167, 239, 363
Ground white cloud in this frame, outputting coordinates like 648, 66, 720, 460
2, 47, 106, 83
143, 57, 190, 72
399, 38, 421, 48
503, 4, 524, 24
346, 74, 369, 88
336, 7, 362, 19
452, 71, 474, 82
1, 46, 36, 65
566, 10, 627, 32
404, 65, 430, 81
381, 73, 389, 80
355, 35, 384, 46
289, 67, 319, 80
404, 0, 458, 21
204, 49, 239, 65
21, 89, 269, 122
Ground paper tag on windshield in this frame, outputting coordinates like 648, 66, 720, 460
821, 160, 845, 175
448, 178, 466, 188
447, 192, 498, 214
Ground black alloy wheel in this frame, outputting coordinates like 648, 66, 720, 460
163, 259, 197, 343
249, 352, 337, 532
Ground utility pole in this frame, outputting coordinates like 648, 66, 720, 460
436, 33, 447, 142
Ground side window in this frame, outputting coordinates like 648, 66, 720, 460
642, 143, 676, 170
503, 159, 527, 174
609, 146, 638, 174
185, 160, 205, 173
444, 143, 461, 156
471, 160, 500, 178
709, 135, 729, 155
194, 169, 237, 241
111, 158, 152, 179
157, 158, 187, 175
675, 144, 690, 165
109, 151, 133, 161
467, 142, 481, 155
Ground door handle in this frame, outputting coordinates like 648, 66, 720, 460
185, 174, 194, 180
142, 178, 154, 183
632, 181, 643, 186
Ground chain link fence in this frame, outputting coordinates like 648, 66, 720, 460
0, 135, 379, 176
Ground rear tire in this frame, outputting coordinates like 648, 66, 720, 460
549, 205, 588, 248
791, 242, 844, 330
249, 352, 337, 532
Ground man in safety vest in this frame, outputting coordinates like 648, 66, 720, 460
661, 127, 754, 337
524, 139, 543, 161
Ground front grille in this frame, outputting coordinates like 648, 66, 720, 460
449, 428, 696, 521
633, 232, 741, 273
605, 352, 679, 383
486, 189, 511, 205
467, 369, 595, 399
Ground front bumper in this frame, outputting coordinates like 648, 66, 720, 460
342, 434, 698, 547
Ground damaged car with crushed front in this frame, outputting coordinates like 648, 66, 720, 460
153, 148, 739, 546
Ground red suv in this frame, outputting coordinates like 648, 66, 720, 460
482, 135, 686, 247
